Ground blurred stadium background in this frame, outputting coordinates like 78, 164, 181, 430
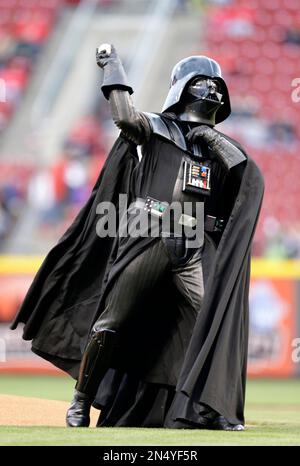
0, 0, 299, 442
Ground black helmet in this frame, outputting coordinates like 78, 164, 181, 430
162, 55, 231, 124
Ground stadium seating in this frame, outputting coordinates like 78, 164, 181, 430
0, 0, 299, 257
0, 1, 72, 244
204, 0, 300, 256
0, 0, 66, 132
0, 1, 114, 247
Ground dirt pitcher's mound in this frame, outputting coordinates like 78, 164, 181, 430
0, 394, 99, 427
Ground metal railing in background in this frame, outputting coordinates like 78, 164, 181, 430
126, 0, 176, 104
31, 0, 99, 125
32, 0, 176, 123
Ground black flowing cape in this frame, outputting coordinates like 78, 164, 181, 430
11, 132, 264, 427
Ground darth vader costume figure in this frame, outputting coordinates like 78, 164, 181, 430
11, 45, 264, 431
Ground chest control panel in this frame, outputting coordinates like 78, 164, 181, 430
182, 160, 211, 195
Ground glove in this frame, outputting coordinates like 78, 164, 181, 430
186, 124, 218, 145
96, 43, 133, 99
186, 125, 246, 170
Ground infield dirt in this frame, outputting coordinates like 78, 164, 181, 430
0, 394, 99, 427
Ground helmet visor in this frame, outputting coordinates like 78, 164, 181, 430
187, 77, 223, 103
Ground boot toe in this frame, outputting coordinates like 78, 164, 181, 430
209, 415, 245, 431
66, 412, 90, 427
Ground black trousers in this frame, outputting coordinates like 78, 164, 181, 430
93, 238, 204, 332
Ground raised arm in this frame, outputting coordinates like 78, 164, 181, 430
96, 44, 151, 145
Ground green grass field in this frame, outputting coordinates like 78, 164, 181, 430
0, 375, 299, 445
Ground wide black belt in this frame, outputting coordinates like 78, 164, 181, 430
132, 197, 224, 233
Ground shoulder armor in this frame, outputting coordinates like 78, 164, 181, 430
225, 148, 247, 169
213, 131, 247, 170
143, 112, 187, 151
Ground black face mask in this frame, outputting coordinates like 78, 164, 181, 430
187, 77, 223, 104
176, 77, 224, 126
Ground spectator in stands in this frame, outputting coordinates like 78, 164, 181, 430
0, 195, 12, 243
283, 29, 300, 46
267, 122, 296, 146
0, 182, 22, 246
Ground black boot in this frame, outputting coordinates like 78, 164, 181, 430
66, 390, 93, 427
209, 415, 245, 431
66, 328, 117, 428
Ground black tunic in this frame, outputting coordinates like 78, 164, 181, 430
115, 124, 227, 267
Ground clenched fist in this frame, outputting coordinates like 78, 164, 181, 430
96, 43, 117, 68
95, 43, 133, 100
